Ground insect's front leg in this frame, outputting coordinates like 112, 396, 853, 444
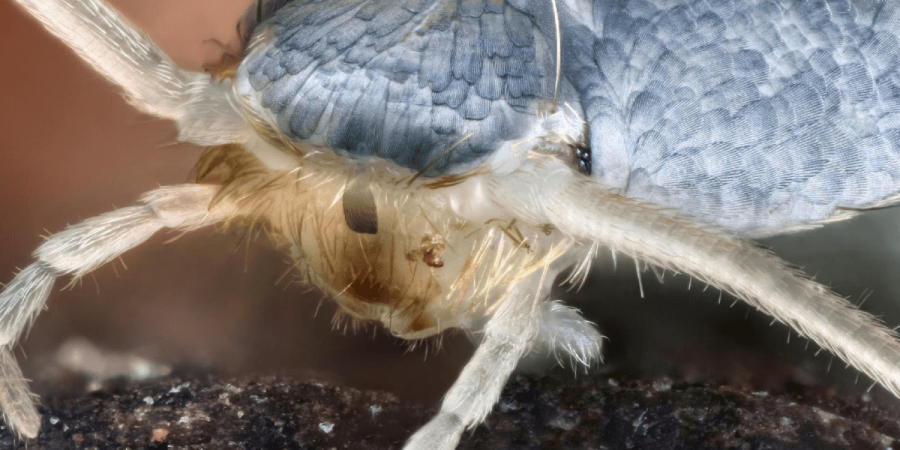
0, 184, 222, 438
404, 270, 557, 450
527, 301, 604, 370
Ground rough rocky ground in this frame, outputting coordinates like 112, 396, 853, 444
1, 369, 898, 449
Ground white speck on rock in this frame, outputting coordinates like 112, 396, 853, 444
178, 416, 190, 425
50, 417, 59, 425
143, 396, 154, 405
369, 405, 382, 416
781, 417, 791, 426
632, 412, 646, 429
549, 410, 581, 431
319, 422, 335, 434
652, 378, 672, 392
499, 401, 519, 412
237, 411, 244, 418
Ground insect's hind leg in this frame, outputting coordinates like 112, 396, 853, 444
0, 184, 222, 438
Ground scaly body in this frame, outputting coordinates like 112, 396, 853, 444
2, 0, 900, 449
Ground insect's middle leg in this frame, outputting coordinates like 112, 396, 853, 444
0, 184, 222, 438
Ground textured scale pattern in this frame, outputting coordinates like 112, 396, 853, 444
237, 0, 560, 173
239, 0, 900, 235
563, 0, 900, 234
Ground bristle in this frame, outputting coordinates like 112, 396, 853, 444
196, 143, 570, 340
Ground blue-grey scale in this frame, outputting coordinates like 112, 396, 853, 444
237, 0, 900, 236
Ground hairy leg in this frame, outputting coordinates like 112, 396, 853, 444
526, 301, 603, 370
0, 184, 221, 438
493, 159, 900, 402
9, 0, 247, 145
404, 266, 559, 450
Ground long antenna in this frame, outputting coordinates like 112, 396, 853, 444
550, 0, 562, 112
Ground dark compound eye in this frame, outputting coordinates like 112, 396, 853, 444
574, 145, 592, 176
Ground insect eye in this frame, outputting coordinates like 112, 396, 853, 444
574, 145, 592, 176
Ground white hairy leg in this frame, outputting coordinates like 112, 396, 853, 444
493, 159, 900, 400
8, 0, 247, 146
0, 184, 221, 438
404, 268, 557, 450
527, 301, 603, 370
0, 346, 36, 440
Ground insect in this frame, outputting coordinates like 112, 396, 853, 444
3, 0, 900, 448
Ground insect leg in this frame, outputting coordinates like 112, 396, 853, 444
404, 272, 552, 450
0, 184, 221, 438
10, 0, 247, 145
527, 301, 603, 370
0, 346, 38, 440
495, 159, 900, 402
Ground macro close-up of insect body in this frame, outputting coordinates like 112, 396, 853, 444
3, 0, 900, 447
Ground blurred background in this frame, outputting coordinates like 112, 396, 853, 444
2, 0, 900, 410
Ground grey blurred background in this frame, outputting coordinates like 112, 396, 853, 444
2, 0, 900, 409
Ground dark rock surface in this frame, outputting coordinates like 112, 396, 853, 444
465, 375, 900, 450
1, 370, 898, 449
